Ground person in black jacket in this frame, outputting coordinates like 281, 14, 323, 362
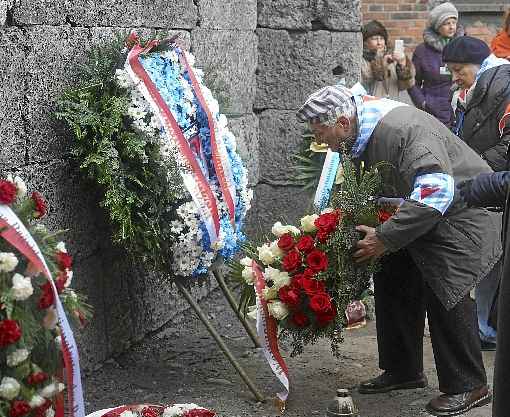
443, 36, 510, 349
459, 172, 510, 417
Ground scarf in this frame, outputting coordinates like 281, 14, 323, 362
491, 31, 510, 60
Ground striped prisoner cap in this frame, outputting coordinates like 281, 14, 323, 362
296, 85, 356, 123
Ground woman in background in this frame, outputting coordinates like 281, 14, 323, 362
491, 8, 510, 60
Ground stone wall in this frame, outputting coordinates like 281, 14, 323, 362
0, 0, 361, 368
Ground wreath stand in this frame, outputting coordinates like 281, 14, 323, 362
175, 258, 265, 402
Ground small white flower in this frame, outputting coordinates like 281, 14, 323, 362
241, 266, 255, 285
300, 214, 319, 233
6, 348, 30, 367
29, 394, 46, 408
13, 176, 27, 198
55, 242, 67, 253
262, 286, 278, 301
0, 377, 21, 400
239, 257, 253, 267
267, 300, 290, 321
11, 273, 34, 300
0, 252, 18, 273
43, 308, 58, 330
257, 243, 275, 266
115, 69, 133, 89
269, 240, 284, 258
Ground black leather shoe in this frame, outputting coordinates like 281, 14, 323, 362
358, 371, 428, 394
480, 340, 496, 351
425, 385, 491, 416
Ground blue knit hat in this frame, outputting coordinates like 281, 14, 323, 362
442, 36, 491, 65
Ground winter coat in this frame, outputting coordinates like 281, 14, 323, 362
361, 50, 415, 101
456, 170, 510, 417
361, 106, 502, 310
457, 64, 510, 172
408, 27, 464, 127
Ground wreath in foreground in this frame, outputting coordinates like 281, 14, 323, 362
86, 404, 215, 417
0, 176, 90, 417
56, 33, 252, 278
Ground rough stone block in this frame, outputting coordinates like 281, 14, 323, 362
258, 0, 361, 31
200, 0, 257, 30
13, 0, 197, 28
227, 114, 259, 186
257, 110, 306, 183
0, 28, 27, 169
192, 29, 257, 115
255, 29, 362, 110
245, 183, 313, 238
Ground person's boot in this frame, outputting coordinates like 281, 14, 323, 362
358, 371, 428, 394
425, 385, 491, 416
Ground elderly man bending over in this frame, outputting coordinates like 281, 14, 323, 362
296, 85, 501, 416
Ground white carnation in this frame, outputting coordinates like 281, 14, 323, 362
271, 221, 300, 237
6, 348, 30, 367
300, 214, 319, 233
55, 242, 67, 253
12, 273, 34, 300
29, 394, 46, 408
14, 176, 27, 198
0, 377, 21, 400
267, 300, 290, 321
241, 266, 255, 285
162, 406, 183, 417
257, 243, 275, 266
262, 286, 278, 301
0, 252, 18, 273
39, 382, 63, 398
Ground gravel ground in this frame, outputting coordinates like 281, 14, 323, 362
83, 288, 494, 417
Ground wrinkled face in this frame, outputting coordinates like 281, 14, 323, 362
309, 119, 354, 152
365, 35, 386, 52
447, 63, 479, 90
438, 17, 458, 38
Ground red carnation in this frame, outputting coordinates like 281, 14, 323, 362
183, 409, 215, 417
291, 311, 310, 327
282, 250, 301, 272
38, 282, 54, 309
277, 233, 295, 252
296, 235, 315, 253
27, 372, 48, 385
0, 179, 17, 204
55, 252, 73, 270
9, 401, 31, 417
141, 407, 160, 417
31, 192, 47, 218
0, 319, 22, 347
378, 209, 393, 223
278, 285, 301, 307
316, 304, 337, 327
301, 278, 326, 296
306, 249, 328, 272
309, 293, 332, 314
314, 211, 340, 233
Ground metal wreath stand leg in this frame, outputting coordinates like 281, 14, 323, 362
175, 259, 264, 402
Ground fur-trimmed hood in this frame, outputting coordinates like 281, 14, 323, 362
423, 25, 465, 52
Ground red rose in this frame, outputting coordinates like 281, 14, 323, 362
183, 409, 215, 417
296, 235, 315, 253
31, 192, 47, 218
278, 285, 301, 307
378, 209, 393, 223
291, 311, 310, 327
0, 179, 17, 204
314, 211, 340, 233
9, 401, 31, 417
38, 282, 54, 309
303, 268, 316, 279
55, 273, 67, 294
316, 304, 337, 327
0, 319, 22, 346
291, 273, 304, 289
301, 278, 326, 296
277, 233, 295, 252
316, 229, 330, 243
309, 293, 332, 314
27, 372, 48, 385
55, 252, 73, 269
306, 249, 328, 272
282, 250, 301, 272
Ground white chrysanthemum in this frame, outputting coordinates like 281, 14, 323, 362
267, 300, 290, 321
262, 286, 278, 301
0, 377, 21, 400
269, 240, 284, 258
6, 348, 30, 367
127, 106, 146, 120
0, 252, 18, 273
29, 394, 46, 408
55, 241, 67, 253
257, 243, 275, 266
13, 176, 27, 198
162, 405, 182, 417
11, 273, 34, 300
241, 266, 255, 285
239, 257, 253, 267
271, 221, 300, 237
300, 214, 319, 233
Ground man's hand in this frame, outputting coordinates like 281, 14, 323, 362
353, 225, 386, 263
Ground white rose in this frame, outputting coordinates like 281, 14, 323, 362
239, 257, 253, 267
0, 377, 21, 400
39, 382, 63, 398
0, 252, 18, 273
300, 214, 319, 233
11, 273, 34, 300
262, 286, 278, 301
14, 176, 27, 198
241, 266, 255, 285
267, 300, 290, 321
43, 308, 58, 330
55, 242, 67, 253
6, 348, 30, 367
46, 408, 55, 417
265, 267, 290, 290
29, 394, 46, 408
269, 240, 284, 258
271, 222, 300, 237
257, 244, 275, 266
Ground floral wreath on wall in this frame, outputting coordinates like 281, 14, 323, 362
57, 33, 252, 278
0, 176, 91, 417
